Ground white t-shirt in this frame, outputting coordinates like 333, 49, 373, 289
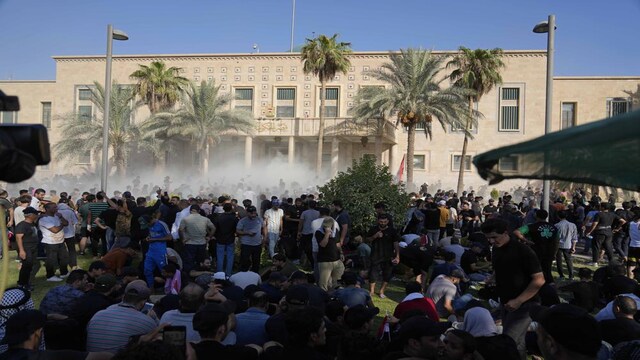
311, 217, 339, 253
630, 220, 640, 248
229, 271, 262, 289
30, 197, 40, 210
264, 208, 284, 232
38, 215, 65, 244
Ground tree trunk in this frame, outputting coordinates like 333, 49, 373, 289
406, 123, 416, 190
375, 118, 383, 165
316, 80, 326, 176
114, 144, 126, 177
202, 143, 210, 176
456, 98, 474, 194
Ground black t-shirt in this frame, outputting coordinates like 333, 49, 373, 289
594, 211, 621, 234
460, 250, 479, 274
600, 318, 640, 346
14, 221, 39, 245
399, 245, 433, 274
559, 280, 600, 312
315, 230, 340, 263
492, 239, 542, 303
524, 221, 559, 258
215, 213, 239, 245
422, 208, 440, 230
482, 205, 498, 217
191, 340, 259, 360
602, 275, 640, 300
100, 208, 118, 228
367, 225, 399, 263
284, 206, 303, 233
334, 210, 351, 243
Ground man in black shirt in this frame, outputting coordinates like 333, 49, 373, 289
282, 198, 304, 261
214, 203, 240, 276
481, 218, 544, 359
600, 295, 640, 346
586, 202, 626, 266
366, 214, 400, 299
559, 268, 599, 312
514, 209, 559, 283
14, 207, 41, 290
482, 199, 498, 220
459, 202, 476, 237
422, 202, 440, 244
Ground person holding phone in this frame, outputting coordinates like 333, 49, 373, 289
365, 214, 400, 299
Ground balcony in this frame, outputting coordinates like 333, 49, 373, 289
246, 117, 397, 143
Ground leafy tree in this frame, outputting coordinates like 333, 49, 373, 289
318, 156, 410, 237
447, 47, 505, 194
143, 80, 256, 175
301, 34, 352, 176
351, 48, 471, 189
54, 81, 141, 176
130, 61, 190, 114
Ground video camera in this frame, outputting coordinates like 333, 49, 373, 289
0, 90, 51, 183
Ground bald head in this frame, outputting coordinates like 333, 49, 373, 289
613, 295, 637, 319
179, 283, 205, 313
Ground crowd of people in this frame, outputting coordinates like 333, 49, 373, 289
0, 184, 639, 360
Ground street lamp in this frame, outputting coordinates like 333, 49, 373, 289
101, 24, 128, 193
533, 15, 555, 213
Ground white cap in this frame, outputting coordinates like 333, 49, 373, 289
213, 272, 226, 280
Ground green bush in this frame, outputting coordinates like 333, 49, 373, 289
318, 156, 410, 237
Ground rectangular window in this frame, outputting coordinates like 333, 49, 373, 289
452, 101, 478, 132
78, 106, 92, 121
413, 155, 426, 170
607, 98, 631, 117
1, 111, 17, 124
42, 102, 52, 128
499, 87, 521, 131
404, 122, 426, 131
320, 88, 339, 117
498, 156, 519, 172
78, 89, 92, 100
561, 102, 576, 129
452, 155, 472, 172
78, 150, 91, 164
276, 88, 296, 117
234, 88, 253, 113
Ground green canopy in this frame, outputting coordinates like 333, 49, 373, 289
473, 109, 640, 191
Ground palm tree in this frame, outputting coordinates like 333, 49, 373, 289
352, 49, 472, 189
130, 61, 190, 114
143, 80, 255, 175
301, 34, 352, 176
448, 47, 505, 194
54, 81, 142, 176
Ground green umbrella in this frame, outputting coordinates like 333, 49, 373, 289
473, 109, 640, 191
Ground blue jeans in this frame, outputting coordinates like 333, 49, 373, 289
144, 250, 166, 288
182, 244, 207, 274
217, 243, 235, 275
267, 232, 279, 258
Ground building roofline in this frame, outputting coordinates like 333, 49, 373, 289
52, 49, 547, 61
554, 75, 640, 80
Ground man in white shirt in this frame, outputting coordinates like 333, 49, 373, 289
13, 195, 31, 226
229, 267, 262, 289
171, 199, 191, 240
30, 188, 46, 212
263, 199, 284, 258
38, 203, 69, 281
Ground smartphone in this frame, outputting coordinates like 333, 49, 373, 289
163, 325, 187, 352
141, 302, 154, 314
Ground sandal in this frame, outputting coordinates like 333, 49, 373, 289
379, 294, 386, 299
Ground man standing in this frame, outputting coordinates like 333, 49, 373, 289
331, 200, 351, 248
298, 200, 320, 267
214, 203, 239, 275
57, 198, 79, 270
263, 199, 284, 258
39, 203, 70, 282
0, 189, 14, 231
481, 218, 545, 359
144, 210, 172, 288
14, 207, 41, 290
514, 209, 559, 284
30, 188, 46, 211
586, 202, 626, 267
88, 192, 110, 257
237, 206, 264, 273
179, 204, 215, 274
366, 214, 400, 299
554, 210, 578, 279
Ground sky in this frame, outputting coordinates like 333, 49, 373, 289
1, 0, 639, 80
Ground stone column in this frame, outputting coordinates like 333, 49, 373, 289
288, 136, 295, 167
331, 137, 339, 178
389, 144, 398, 173
244, 136, 253, 169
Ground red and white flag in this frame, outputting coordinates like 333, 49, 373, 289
396, 154, 406, 183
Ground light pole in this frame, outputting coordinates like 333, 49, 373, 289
533, 15, 555, 213
101, 24, 128, 193
290, 0, 296, 52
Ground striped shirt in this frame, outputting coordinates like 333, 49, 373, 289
88, 202, 110, 229
86, 303, 158, 353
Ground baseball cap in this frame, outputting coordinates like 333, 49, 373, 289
213, 272, 227, 281
124, 280, 151, 299
285, 285, 309, 305
95, 274, 117, 293
449, 268, 470, 282
529, 303, 602, 357
344, 305, 380, 330
398, 316, 450, 344
271, 199, 281, 206
22, 207, 39, 215
0, 310, 46, 345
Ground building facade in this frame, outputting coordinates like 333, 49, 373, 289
0, 50, 638, 191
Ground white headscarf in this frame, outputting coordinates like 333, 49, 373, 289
0, 288, 37, 353
462, 307, 498, 337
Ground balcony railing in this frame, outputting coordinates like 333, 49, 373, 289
244, 117, 396, 142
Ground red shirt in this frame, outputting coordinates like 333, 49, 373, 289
393, 297, 440, 321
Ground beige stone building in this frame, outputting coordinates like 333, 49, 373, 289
0, 50, 638, 191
